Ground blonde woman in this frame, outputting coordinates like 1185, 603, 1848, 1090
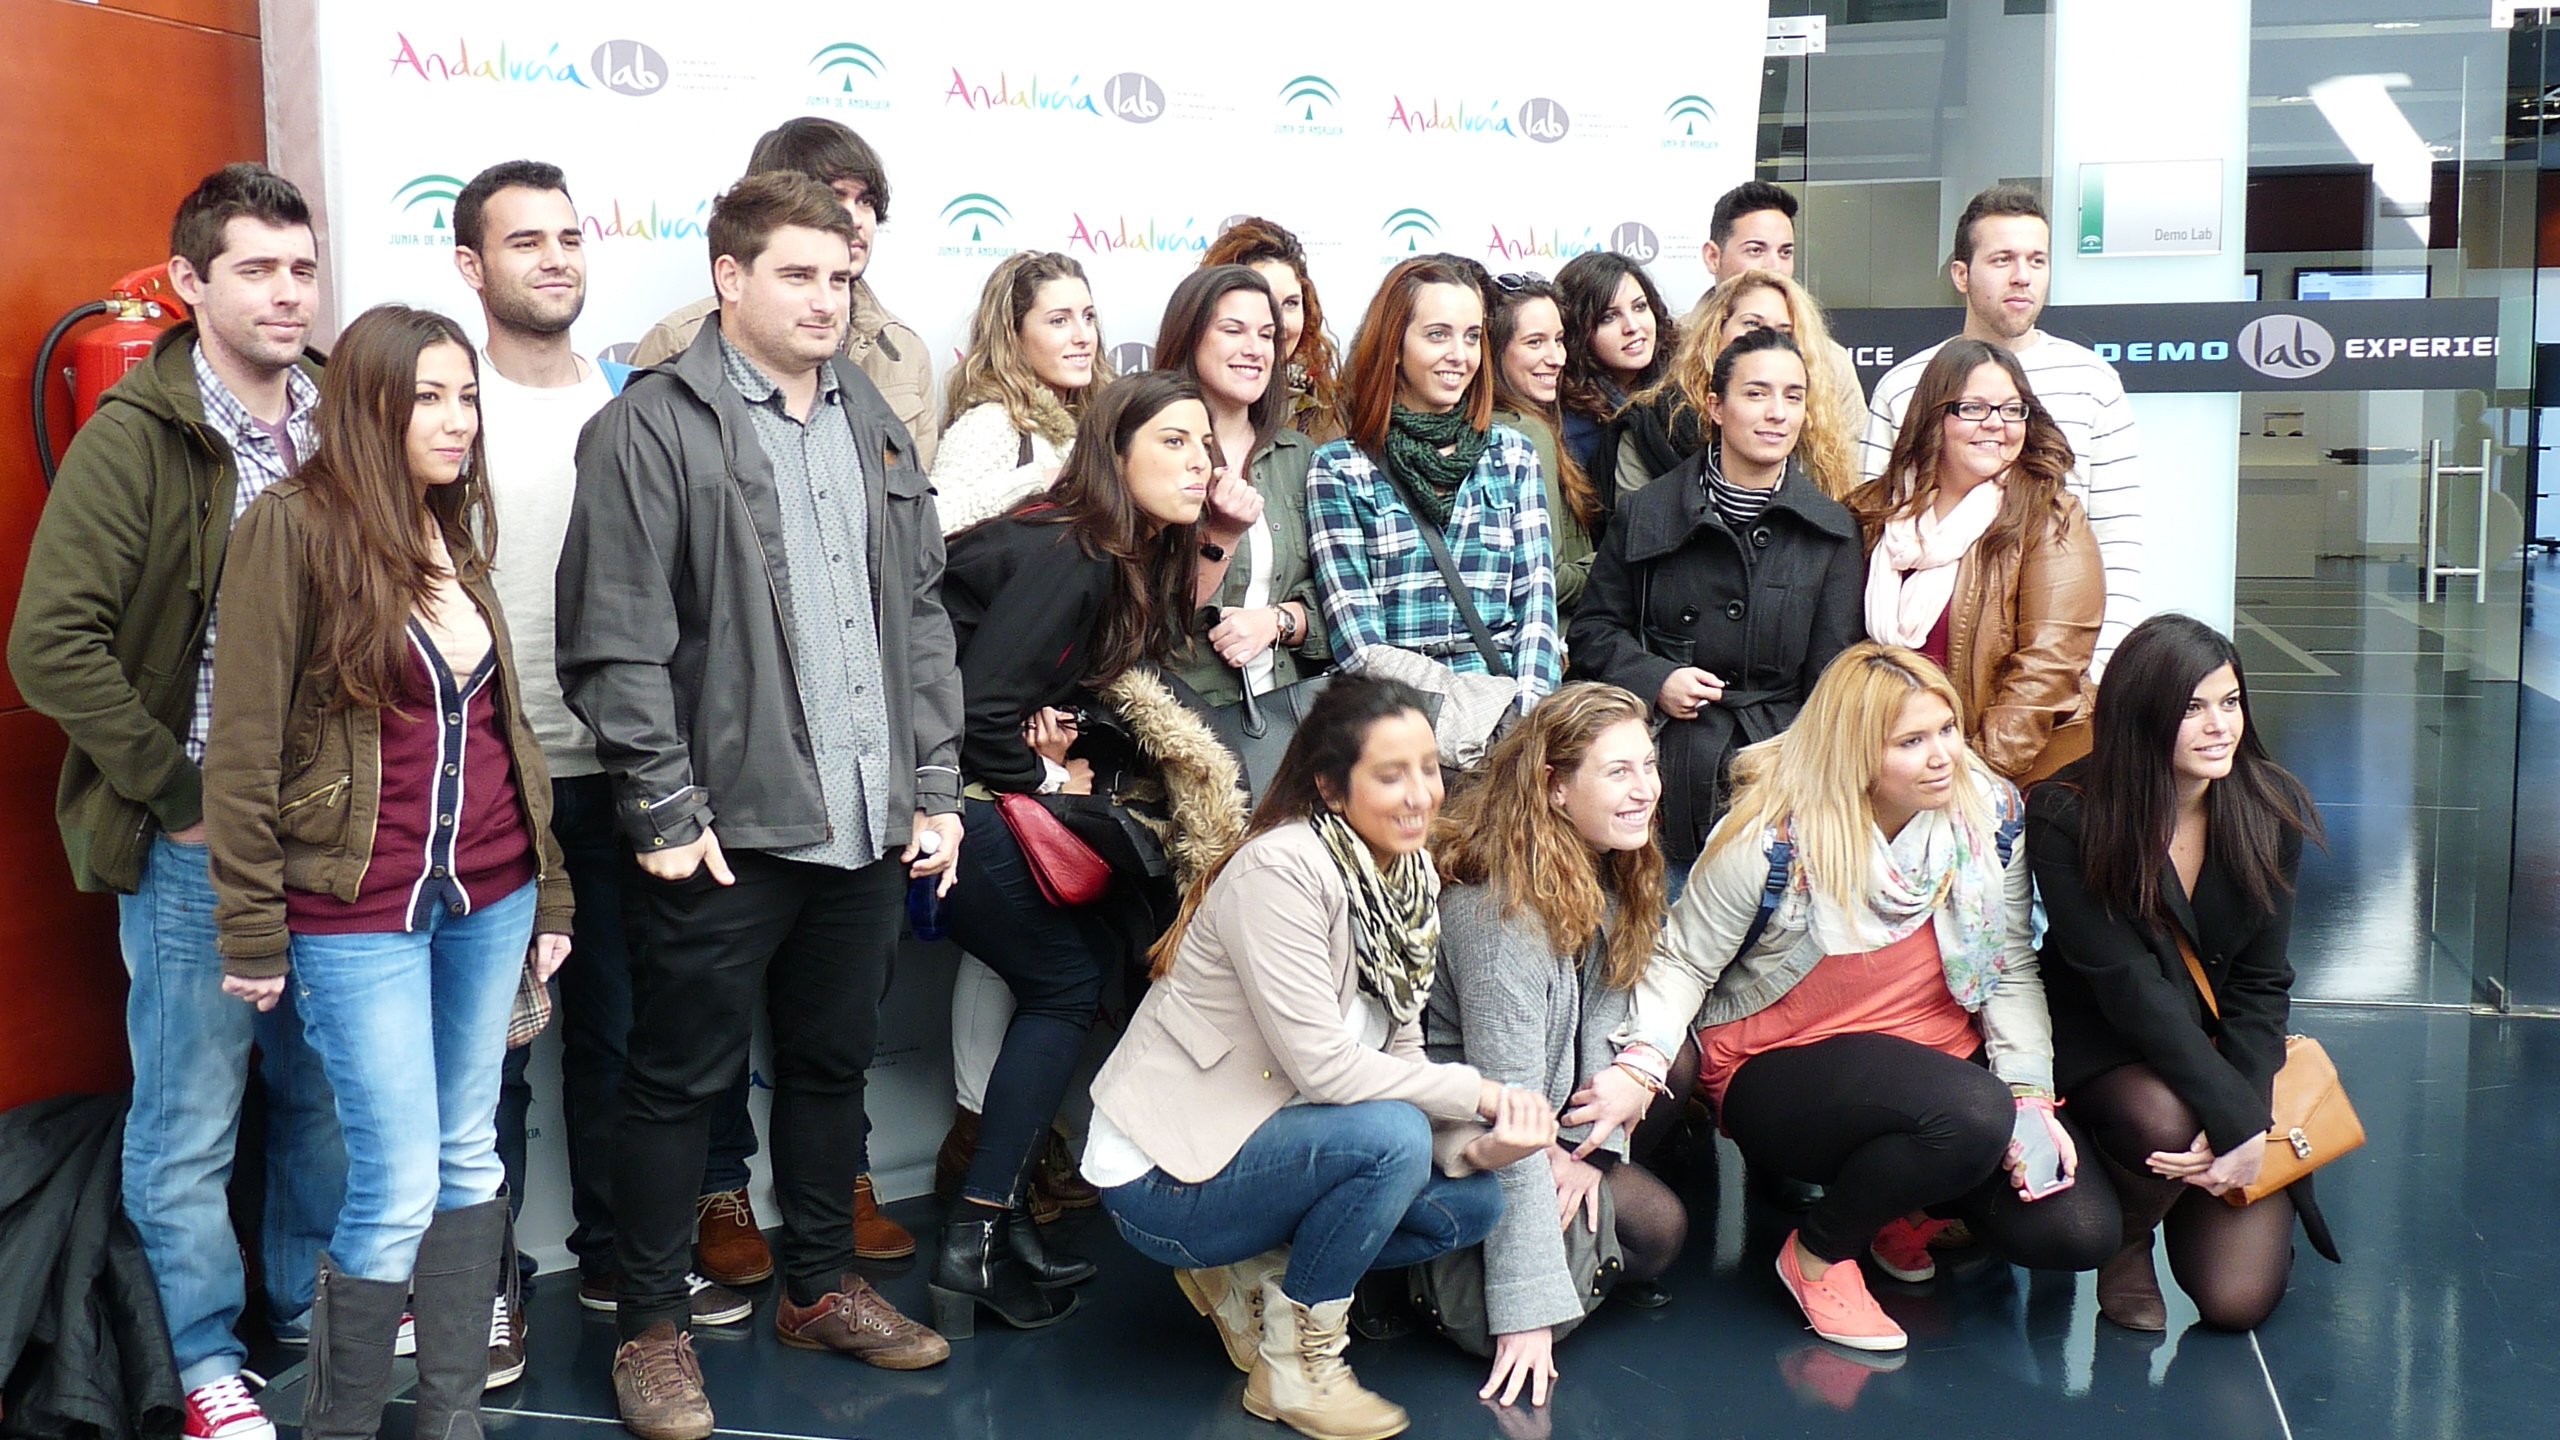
1566, 644, 2116, 1354
1425, 683, 1689, 1408
1610, 270, 1857, 501
930, 252, 1115, 532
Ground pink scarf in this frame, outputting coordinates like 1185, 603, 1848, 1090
1863, 481, 2003, 648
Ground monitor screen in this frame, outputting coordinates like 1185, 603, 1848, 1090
2293, 268, 2427, 302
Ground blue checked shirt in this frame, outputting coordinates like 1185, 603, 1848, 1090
1307, 424, 1560, 713
188, 343, 319, 763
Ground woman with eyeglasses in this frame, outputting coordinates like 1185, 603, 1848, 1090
1566, 326, 1863, 883
1846, 339, 2101, 785
1487, 274, 1598, 616
1608, 270, 1859, 504
1554, 253, 1673, 481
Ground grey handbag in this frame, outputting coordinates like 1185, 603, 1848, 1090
1404, 1177, 1624, 1357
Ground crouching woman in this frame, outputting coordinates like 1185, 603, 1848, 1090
1084, 676, 1556, 1440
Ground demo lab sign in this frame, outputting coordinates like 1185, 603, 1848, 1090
1832, 298, 2502, 394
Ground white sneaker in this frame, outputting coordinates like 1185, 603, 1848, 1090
182, 1372, 276, 1440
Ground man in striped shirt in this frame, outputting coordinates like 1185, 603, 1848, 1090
1859, 183, 2142, 668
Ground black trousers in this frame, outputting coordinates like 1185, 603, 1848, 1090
612, 848, 904, 1334
1719, 1032, 2118, 1271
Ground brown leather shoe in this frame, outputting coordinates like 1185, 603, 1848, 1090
1037, 1126, 1100, 1211
853, 1175, 916, 1260
692, 1189, 773, 1287
612, 1321, 713, 1440
933, 1111, 979, 1202
775, 1276, 950, 1370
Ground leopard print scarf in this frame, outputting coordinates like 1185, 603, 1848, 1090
1309, 810, 1440, 1026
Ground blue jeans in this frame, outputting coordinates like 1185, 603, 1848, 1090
119, 835, 344, 1389
941, 795, 1108, 1206
1101, 1100, 1502, 1304
290, 882, 536, 1282
496, 776, 758, 1280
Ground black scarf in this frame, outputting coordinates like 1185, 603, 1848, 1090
1383, 405, 1489, 528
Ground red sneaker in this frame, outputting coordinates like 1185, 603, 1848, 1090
1869, 1214, 1957, 1282
183, 1373, 276, 1440
1775, 1232, 1906, 1352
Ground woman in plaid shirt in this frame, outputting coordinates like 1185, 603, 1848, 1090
1307, 257, 1560, 718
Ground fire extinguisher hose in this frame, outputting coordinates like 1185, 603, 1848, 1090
31, 301, 111, 489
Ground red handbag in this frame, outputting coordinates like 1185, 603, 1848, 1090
996, 790, 1113, 906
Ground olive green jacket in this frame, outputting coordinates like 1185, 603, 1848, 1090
1495, 407, 1594, 616
1167, 429, 1334, 706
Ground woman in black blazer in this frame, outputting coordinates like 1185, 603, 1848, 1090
2026, 613, 2326, 1333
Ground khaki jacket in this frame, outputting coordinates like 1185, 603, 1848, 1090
1940, 493, 2102, 781
204, 482, 572, 975
1089, 822, 1487, 1183
628, 279, 937, 468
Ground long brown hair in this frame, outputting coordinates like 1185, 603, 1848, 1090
943, 251, 1114, 440
1154, 264, 1284, 451
1147, 676, 1436, 978
1340, 256, 1495, 460
2067, 613, 2322, 928
1847, 338, 2074, 563
1488, 276, 1599, 530
293, 304, 494, 711
1435, 684, 1664, 990
1201, 216, 1342, 433
1013, 370, 1201, 684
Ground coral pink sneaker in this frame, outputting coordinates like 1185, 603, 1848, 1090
1869, 1214, 1956, 1282
1775, 1232, 1907, 1352
183, 1373, 276, 1440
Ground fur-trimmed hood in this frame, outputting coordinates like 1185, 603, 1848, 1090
1098, 667, 1249, 889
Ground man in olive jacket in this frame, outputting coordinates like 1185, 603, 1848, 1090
5, 164, 342, 1440
558, 173, 963, 1435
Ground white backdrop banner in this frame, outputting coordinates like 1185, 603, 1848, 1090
284, 0, 1768, 370
267, 0, 1768, 1272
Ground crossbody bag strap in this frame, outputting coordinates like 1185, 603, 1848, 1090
1385, 472, 1513, 679
2175, 929, 2222, 1021
1732, 821, 1795, 961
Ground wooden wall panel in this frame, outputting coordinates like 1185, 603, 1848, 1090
0, 0, 263, 1108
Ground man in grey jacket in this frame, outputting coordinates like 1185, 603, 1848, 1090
558, 172, 963, 1439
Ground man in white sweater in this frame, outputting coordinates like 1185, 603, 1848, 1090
452, 160, 760, 1386
1860, 184, 2143, 668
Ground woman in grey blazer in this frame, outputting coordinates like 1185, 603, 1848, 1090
1426, 683, 1691, 1409
1084, 676, 1555, 1440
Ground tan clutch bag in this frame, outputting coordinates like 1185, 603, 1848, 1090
2178, 933, 2364, 1205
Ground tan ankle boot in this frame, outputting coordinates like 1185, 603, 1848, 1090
1241, 1276, 1409, 1440
1174, 1246, 1288, 1373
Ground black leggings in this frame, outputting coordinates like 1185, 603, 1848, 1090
2072, 1062, 2296, 1330
1719, 1033, 2118, 1270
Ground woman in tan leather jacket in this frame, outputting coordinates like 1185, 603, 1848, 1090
1850, 338, 2102, 783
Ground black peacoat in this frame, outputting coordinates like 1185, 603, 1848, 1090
1566, 451, 1863, 865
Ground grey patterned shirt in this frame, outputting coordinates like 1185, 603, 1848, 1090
188, 342, 319, 763
720, 336, 892, 869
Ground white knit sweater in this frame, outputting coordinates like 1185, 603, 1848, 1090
929, 402, 1061, 536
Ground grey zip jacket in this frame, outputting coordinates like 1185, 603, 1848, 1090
557, 315, 962, 855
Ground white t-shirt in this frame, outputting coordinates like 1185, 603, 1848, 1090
1860, 330, 2142, 669
1241, 513, 1278, 697
479, 350, 615, 779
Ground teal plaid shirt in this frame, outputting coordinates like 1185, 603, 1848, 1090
1306, 424, 1560, 713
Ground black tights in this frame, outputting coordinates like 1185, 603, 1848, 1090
1603, 1161, 1687, 1283
1718, 1033, 2119, 1271
2072, 1063, 2295, 1330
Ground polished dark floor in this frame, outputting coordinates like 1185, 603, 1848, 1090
253, 1004, 2559, 1440
251, 564, 2560, 1439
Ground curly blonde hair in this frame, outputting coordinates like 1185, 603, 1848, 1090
1651, 270, 1854, 497
942, 251, 1115, 442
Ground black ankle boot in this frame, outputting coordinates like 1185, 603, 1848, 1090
927, 1204, 1078, 1338
1005, 1204, 1097, 1288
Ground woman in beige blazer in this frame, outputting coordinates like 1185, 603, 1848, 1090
1084, 676, 1555, 1440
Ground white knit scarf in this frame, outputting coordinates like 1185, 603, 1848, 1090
1863, 480, 2003, 648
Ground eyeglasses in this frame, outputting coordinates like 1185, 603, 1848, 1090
1942, 399, 2031, 425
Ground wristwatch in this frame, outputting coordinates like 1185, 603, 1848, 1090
1199, 541, 1227, 562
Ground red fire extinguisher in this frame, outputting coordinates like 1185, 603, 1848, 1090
31, 265, 187, 487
